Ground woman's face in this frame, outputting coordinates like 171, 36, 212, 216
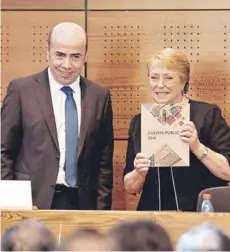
148, 67, 184, 104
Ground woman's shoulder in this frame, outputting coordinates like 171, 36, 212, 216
189, 99, 224, 128
189, 99, 220, 113
129, 113, 141, 131
130, 113, 141, 125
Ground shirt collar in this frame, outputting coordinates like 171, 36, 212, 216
48, 68, 80, 93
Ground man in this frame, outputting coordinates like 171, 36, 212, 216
176, 222, 230, 251
1, 22, 114, 210
60, 227, 108, 251
107, 219, 173, 251
1, 219, 56, 251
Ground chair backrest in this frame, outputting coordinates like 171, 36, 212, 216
197, 186, 230, 212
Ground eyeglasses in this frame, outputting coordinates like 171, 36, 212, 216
149, 75, 175, 85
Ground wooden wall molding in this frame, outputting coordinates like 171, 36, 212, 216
87, 0, 230, 10
1, 0, 84, 10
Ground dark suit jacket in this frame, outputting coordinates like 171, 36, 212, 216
124, 100, 230, 211
1, 69, 114, 210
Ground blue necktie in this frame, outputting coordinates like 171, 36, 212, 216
61, 86, 78, 187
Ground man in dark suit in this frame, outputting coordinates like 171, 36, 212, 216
1, 22, 114, 210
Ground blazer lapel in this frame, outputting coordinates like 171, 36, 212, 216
78, 76, 92, 157
34, 69, 59, 151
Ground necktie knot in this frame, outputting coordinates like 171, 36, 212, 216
61, 86, 73, 97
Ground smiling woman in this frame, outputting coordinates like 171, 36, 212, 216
123, 48, 230, 211
147, 48, 190, 104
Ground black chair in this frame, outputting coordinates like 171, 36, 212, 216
197, 186, 230, 212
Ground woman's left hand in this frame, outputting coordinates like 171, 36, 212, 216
179, 121, 201, 153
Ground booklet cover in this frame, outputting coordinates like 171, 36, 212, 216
141, 103, 190, 167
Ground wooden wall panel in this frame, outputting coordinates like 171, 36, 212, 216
88, 0, 230, 10
1, 0, 84, 10
1, 12, 85, 99
112, 141, 127, 210
112, 140, 141, 210
87, 11, 230, 138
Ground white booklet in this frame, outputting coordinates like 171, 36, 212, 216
141, 103, 190, 167
0, 180, 33, 210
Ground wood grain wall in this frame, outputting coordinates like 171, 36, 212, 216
1, 0, 230, 210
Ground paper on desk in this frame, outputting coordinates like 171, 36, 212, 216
0, 180, 32, 210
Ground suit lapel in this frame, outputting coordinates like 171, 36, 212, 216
34, 69, 59, 151
33, 72, 90, 156
78, 76, 92, 157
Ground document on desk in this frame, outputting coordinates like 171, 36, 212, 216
0, 180, 33, 210
141, 103, 190, 167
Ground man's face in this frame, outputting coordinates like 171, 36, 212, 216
47, 39, 87, 85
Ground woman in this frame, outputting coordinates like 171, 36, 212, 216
124, 48, 230, 211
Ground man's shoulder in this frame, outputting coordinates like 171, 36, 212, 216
190, 99, 219, 112
81, 76, 110, 94
10, 70, 46, 88
132, 113, 141, 121
130, 113, 141, 126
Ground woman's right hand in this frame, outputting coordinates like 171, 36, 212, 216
134, 153, 151, 177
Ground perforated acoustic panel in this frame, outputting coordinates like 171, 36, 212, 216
87, 11, 230, 138
112, 141, 127, 210
112, 140, 141, 210
1, 12, 85, 99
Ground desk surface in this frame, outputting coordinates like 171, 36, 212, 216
2, 210, 230, 246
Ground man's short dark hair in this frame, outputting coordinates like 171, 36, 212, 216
108, 219, 173, 251
1, 219, 56, 251
60, 227, 107, 251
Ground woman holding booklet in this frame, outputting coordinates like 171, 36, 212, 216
124, 48, 230, 211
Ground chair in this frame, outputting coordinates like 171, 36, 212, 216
197, 186, 230, 212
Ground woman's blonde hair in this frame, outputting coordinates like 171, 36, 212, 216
147, 48, 190, 94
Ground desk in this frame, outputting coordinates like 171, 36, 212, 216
2, 210, 230, 246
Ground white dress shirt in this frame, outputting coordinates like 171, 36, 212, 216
48, 68, 81, 186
